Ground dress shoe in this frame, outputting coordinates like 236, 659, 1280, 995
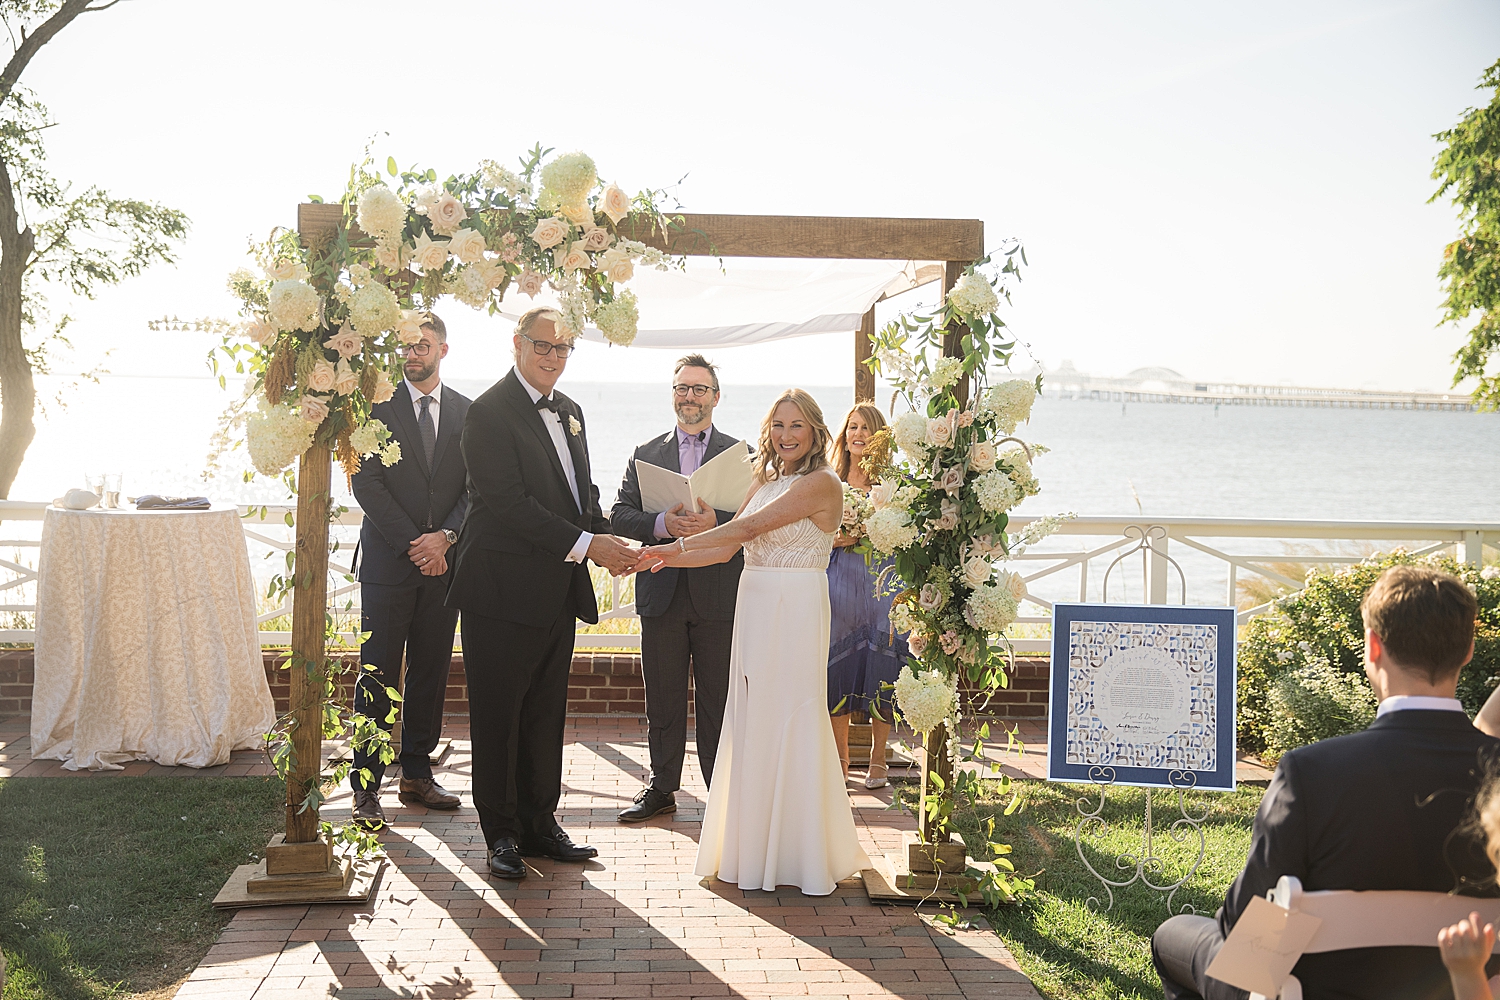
398, 777, 461, 810
352, 789, 386, 830
519, 828, 599, 862
618, 786, 676, 823
488, 836, 527, 880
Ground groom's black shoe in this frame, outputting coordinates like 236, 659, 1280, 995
488, 836, 527, 880
519, 827, 598, 862
618, 787, 677, 823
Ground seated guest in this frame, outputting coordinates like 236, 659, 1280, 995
1440, 781, 1500, 1000
1153, 565, 1499, 1000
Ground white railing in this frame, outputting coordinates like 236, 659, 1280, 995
0, 500, 1492, 652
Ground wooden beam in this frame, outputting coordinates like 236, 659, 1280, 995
297, 203, 984, 262
854, 307, 876, 403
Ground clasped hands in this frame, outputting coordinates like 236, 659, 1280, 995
408, 530, 451, 576
589, 500, 716, 577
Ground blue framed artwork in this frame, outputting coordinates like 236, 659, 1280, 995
1048, 603, 1237, 791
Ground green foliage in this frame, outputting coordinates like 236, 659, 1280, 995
1237, 549, 1500, 756
1264, 655, 1378, 761
1432, 59, 1500, 406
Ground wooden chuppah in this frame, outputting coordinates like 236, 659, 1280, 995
271, 205, 984, 888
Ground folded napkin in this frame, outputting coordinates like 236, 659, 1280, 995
134, 495, 212, 510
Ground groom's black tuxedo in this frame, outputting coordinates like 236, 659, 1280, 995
1153, 709, 1500, 1000
446, 368, 610, 847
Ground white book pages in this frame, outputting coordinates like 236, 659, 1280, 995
635, 441, 754, 514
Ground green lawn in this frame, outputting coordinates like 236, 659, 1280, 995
902, 777, 1265, 1000
0, 777, 285, 1000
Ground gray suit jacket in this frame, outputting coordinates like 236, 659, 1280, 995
610, 426, 745, 620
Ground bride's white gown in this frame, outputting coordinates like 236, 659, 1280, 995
694, 473, 873, 895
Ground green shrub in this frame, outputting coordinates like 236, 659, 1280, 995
1238, 550, 1500, 757
1264, 656, 1378, 761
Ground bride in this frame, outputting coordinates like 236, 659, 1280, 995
633, 388, 872, 895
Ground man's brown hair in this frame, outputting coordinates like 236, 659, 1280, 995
673, 353, 720, 392
422, 311, 447, 343
515, 306, 562, 341
1360, 565, 1478, 683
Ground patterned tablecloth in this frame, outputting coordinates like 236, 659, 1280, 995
30, 505, 275, 770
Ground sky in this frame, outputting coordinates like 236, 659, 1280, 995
11, 0, 1500, 391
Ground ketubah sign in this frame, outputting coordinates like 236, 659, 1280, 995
1048, 603, 1237, 791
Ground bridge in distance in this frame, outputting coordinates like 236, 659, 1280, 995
1040, 365, 1479, 412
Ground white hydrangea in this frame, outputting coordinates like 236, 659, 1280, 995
555, 283, 590, 339
947, 270, 999, 321
595, 290, 639, 346
866, 506, 918, 554
480, 159, 531, 203
349, 419, 387, 458
980, 379, 1037, 434
894, 665, 957, 734
928, 356, 964, 391
267, 279, 322, 333
356, 185, 407, 245
892, 410, 930, 462
964, 583, 1020, 633
974, 469, 1022, 514
539, 151, 598, 205
890, 601, 921, 635
246, 400, 316, 475
347, 281, 401, 336
446, 266, 492, 309
1003, 449, 1040, 496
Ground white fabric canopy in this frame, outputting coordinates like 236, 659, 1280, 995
499, 257, 939, 350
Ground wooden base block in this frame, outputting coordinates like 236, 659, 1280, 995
861, 851, 998, 905
264, 832, 333, 875
214, 855, 381, 909
248, 855, 351, 893
905, 829, 968, 873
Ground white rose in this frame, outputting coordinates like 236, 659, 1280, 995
597, 247, 634, 283
997, 569, 1028, 603
332, 359, 358, 396
559, 201, 594, 227
937, 464, 966, 495
918, 583, 946, 613
581, 225, 614, 252
245, 316, 277, 346
906, 632, 930, 659
557, 241, 592, 274
374, 241, 412, 272
426, 193, 468, 236
530, 216, 569, 250
869, 480, 897, 509
323, 324, 362, 359
396, 309, 425, 344
962, 556, 993, 588
599, 183, 631, 224
930, 499, 959, 532
299, 394, 330, 424
265, 258, 308, 282
925, 415, 954, 448
369, 369, 396, 405
516, 269, 548, 297
410, 232, 449, 272
307, 359, 337, 393
447, 227, 487, 264
969, 440, 997, 472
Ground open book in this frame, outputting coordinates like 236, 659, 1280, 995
635, 441, 755, 514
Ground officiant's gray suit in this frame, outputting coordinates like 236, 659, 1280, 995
611, 426, 744, 792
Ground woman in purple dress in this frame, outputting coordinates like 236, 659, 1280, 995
827, 403, 907, 789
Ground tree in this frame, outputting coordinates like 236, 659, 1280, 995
0, 0, 187, 496
1433, 58, 1500, 407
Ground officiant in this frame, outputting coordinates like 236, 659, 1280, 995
612, 354, 745, 822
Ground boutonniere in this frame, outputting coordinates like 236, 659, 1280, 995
567, 415, 581, 436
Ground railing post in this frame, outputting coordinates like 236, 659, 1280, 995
1147, 530, 1170, 605
1465, 530, 1484, 568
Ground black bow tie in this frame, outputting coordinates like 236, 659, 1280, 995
535, 395, 560, 413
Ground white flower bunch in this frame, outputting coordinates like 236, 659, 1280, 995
539, 151, 598, 207
996, 569, 1027, 603
877, 347, 920, 386
891, 411, 930, 462
267, 280, 322, 333
964, 582, 1020, 633
947, 270, 1000, 322
356, 185, 407, 247
446, 266, 492, 309
927, 356, 964, 391
479, 159, 530, 203
246, 400, 316, 475
347, 282, 401, 337
595, 290, 640, 346
1015, 514, 1072, 549
894, 665, 957, 734
840, 483, 874, 537
616, 239, 672, 271
379, 439, 402, 467
890, 601, 921, 635
349, 419, 389, 458
555, 282, 590, 339
1002, 449, 1040, 496
866, 506, 918, 553
974, 468, 1023, 515
980, 379, 1037, 435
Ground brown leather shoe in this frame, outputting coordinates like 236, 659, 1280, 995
398, 777, 461, 810
352, 789, 386, 830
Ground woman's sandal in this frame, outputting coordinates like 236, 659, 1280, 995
864, 762, 889, 789
840, 757, 851, 782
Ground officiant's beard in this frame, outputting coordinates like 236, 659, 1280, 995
675, 398, 713, 429
404, 359, 437, 384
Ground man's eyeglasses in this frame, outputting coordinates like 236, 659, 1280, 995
398, 343, 434, 357
673, 384, 716, 398
519, 333, 574, 359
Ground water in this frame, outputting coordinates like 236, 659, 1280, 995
16, 376, 1500, 524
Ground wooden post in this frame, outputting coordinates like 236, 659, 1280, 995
854, 306, 876, 403
284, 444, 331, 845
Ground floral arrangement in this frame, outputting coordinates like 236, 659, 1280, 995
865, 242, 1070, 887
208, 145, 681, 481
839, 483, 874, 542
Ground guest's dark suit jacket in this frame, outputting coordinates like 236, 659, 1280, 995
1219, 710, 1500, 999
610, 427, 745, 619
352, 383, 471, 585
446, 370, 610, 625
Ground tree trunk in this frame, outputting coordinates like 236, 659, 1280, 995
285, 445, 331, 842
0, 154, 36, 500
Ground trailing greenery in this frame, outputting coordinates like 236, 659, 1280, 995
1433, 58, 1500, 406
1237, 550, 1500, 757
0, 776, 284, 1000
1264, 656, 1378, 761
897, 777, 1264, 1000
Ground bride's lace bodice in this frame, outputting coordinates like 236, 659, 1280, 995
741, 474, 836, 569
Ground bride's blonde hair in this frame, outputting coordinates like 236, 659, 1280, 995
754, 389, 832, 484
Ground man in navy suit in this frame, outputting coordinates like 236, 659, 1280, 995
349, 312, 471, 829
610, 354, 744, 822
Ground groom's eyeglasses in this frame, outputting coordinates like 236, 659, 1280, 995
398, 343, 433, 357
673, 384, 716, 398
519, 333, 574, 359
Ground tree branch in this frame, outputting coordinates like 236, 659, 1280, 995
0, 0, 93, 106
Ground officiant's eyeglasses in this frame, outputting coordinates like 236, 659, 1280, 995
519, 333, 574, 359
673, 384, 716, 398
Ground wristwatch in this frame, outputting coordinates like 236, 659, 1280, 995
443, 528, 458, 545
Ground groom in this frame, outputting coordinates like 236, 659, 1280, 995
446, 307, 637, 880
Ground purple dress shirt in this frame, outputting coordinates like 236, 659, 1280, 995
653, 426, 711, 540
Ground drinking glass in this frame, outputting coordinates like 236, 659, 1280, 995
83, 472, 105, 505
102, 473, 122, 510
